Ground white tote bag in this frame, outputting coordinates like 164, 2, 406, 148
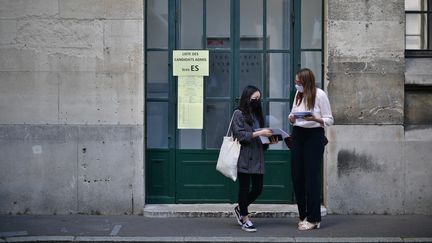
216, 111, 241, 181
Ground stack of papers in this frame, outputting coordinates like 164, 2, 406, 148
292, 111, 312, 118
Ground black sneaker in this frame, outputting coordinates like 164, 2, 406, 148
234, 206, 244, 226
242, 220, 257, 232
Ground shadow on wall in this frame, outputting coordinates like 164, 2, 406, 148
337, 149, 383, 178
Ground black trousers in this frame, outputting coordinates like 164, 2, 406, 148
291, 126, 325, 223
237, 172, 263, 216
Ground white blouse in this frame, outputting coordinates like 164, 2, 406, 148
289, 88, 334, 128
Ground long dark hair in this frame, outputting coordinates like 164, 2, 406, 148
237, 85, 265, 127
296, 68, 316, 110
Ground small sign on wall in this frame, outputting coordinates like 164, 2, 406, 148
173, 50, 209, 76
173, 50, 209, 129
177, 76, 203, 129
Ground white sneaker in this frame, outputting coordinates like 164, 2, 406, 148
242, 220, 257, 232
298, 218, 307, 226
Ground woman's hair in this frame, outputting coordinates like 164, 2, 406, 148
238, 85, 265, 127
296, 68, 316, 110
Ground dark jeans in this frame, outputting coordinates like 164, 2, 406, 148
291, 126, 325, 223
237, 172, 263, 216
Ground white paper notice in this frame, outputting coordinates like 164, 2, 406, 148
177, 76, 203, 129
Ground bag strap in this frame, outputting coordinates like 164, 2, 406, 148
226, 110, 239, 136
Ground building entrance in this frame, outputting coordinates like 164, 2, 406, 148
145, 0, 323, 204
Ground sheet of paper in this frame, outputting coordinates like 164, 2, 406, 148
254, 128, 290, 144
173, 50, 209, 76
177, 76, 203, 129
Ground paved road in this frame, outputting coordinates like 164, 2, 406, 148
1, 214, 431, 242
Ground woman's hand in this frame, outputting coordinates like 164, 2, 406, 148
259, 128, 273, 137
269, 136, 279, 144
304, 115, 324, 125
289, 114, 296, 124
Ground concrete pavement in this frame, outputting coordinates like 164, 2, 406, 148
0, 204, 431, 243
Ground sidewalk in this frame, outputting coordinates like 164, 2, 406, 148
1, 204, 431, 243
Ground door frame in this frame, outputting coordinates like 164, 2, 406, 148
144, 0, 323, 204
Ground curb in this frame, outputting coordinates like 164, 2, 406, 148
143, 204, 327, 218
3, 236, 432, 243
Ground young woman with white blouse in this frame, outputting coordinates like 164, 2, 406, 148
288, 68, 334, 230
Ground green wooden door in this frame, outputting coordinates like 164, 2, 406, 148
145, 0, 323, 204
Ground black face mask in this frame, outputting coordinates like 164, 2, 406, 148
249, 99, 261, 110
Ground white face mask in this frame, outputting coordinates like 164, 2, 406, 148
295, 84, 304, 93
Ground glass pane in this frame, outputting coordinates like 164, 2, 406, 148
147, 102, 169, 149
240, 37, 264, 49
206, 52, 230, 97
406, 36, 422, 49
406, 14, 428, 49
207, 0, 230, 43
267, 102, 291, 150
180, 0, 203, 49
207, 37, 230, 49
406, 14, 423, 35
205, 102, 230, 149
179, 129, 202, 149
405, 0, 428, 11
147, 0, 168, 48
147, 51, 169, 98
301, 52, 322, 88
267, 0, 291, 49
240, 0, 263, 49
239, 53, 264, 93
268, 53, 291, 99
301, 0, 322, 49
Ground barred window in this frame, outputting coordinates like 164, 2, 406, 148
405, 0, 432, 51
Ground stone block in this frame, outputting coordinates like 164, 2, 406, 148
405, 58, 432, 86
0, 125, 78, 214
0, 124, 144, 215
59, 0, 106, 19
328, 20, 404, 60
105, 0, 143, 20
404, 126, 432, 214
102, 44, 143, 73
76, 125, 144, 215
17, 19, 103, 50
328, 59, 404, 75
328, 0, 404, 21
0, 20, 17, 45
104, 20, 144, 46
59, 0, 143, 20
48, 52, 102, 72
0, 48, 48, 72
325, 125, 405, 214
58, 72, 143, 125
103, 20, 144, 73
405, 91, 432, 125
0, 46, 103, 72
0, 71, 59, 124
0, 0, 58, 19
327, 73, 404, 124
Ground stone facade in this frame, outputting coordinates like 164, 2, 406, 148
0, 0, 145, 215
0, 0, 431, 215
325, 0, 432, 214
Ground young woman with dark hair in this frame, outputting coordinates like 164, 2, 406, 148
231, 85, 277, 232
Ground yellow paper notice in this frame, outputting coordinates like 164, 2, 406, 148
173, 50, 209, 76
177, 76, 203, 129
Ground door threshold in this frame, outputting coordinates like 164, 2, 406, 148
143, 204, 327, 218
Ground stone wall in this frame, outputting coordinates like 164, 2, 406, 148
325, 0, 432, 214
0, 0, 144, 215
